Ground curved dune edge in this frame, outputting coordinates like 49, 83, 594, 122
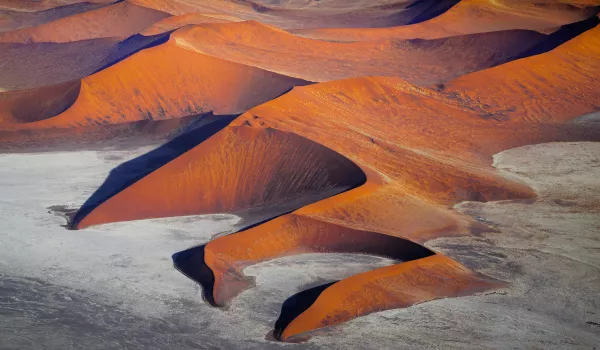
0, 80, 80, 125
0, 1, 170, 43
0, 38, 309, 143
294, 0, 600, 41
129, 0, 460, 30
280, 254, 498, 341
0, 1, 110, 33
73, 22, 600, 341
170, 20, 559, 85
1, 13, 590, 139
0, 1, 113, 12
140, 12, 243, 36
75, 127, 366, 228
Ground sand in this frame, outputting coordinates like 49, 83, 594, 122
1, 142, 598, 348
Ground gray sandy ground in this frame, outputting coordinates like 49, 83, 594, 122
0, 141, 599, 349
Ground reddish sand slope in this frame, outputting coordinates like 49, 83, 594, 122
295, 0, 600, 41
74, 23, 600, 340
0, 1, 169, 43
0, 18, 566, 144
0, 0, 112, 11
0, 37, 308, 135
0, 2, 110, 32
130, 0, 459, 29
172, 20, 551, 84
140, 12, 242, 36
0, 81, 80, 125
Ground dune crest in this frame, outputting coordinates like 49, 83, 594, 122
0, 1, 169, 43
72, 19, 600, 341
130, 0, 460, 29
295, 0, 600, 41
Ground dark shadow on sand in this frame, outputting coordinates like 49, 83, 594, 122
272, 282, 337, 341
406, 0, 460, 25
172, 245, 217, 306
93, 30, 174, 75
510, 15, 600, 61
70, 114, 237, 228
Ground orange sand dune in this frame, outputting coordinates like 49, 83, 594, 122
74, 22, 600, 340
0, 30, 177, 91
140, 12, 242, 36
0, 18, 568, 142
0, 1, 169, 43
295, 0, 600, 41
0, 37, 307, 136
0, 81, 80, 125
171, 20, 554, 84
0, 0, 112, 11
130, 0, 459, 29
0, 1, 110, 32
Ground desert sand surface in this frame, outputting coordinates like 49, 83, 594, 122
1, 142, 598, 349
1, 0, 599, 348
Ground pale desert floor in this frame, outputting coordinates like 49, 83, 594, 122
0, 140, 599, 349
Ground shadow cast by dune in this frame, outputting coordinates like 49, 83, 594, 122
94, 30, 174, 74
270, 233, 436, 341
172, 245, 218, 306
70, 114, 237, 228
510, 15, 600, 61
406, 0, 460, 24
272, 282, 337, 341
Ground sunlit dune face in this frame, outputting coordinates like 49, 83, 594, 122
76, 127, 366, 228
1, 0, 599, 345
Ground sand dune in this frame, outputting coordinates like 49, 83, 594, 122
0, 16, 572, 137
1, 0, 599, 345
171, 20, 557, 84
0, 0, 112, 11
140, 12, 243, 36
130, 0, 460, 29
295, 0, 600, 41
72, 21, 600, 340
0, 1, 110, 32
0, 80, 80, 125
0, 1, 169, 43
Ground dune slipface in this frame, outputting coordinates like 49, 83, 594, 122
72, 13, 600, 342
0, 1, 170, 43
3, 10, 590, 146
296, 0, 600, 41
170, 20, 559, 85
0, 35, 309, 147
129, 0, 460, 29
0, 1, 110, 33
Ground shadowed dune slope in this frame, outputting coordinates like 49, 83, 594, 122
140, 12, 242, 36
0, 0, 113, 11
0, 38, 118, 91
130, 0, 460, 29
75, 22, 600, 340
0, 31, 174, 92
172, 20, 556, 85
0, 1, 169, 43
76, 127, 366, 228
295, 0, 600, 41
0, 38, 308, 146
0, 81, 80, 125
0, 1, 110, 32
